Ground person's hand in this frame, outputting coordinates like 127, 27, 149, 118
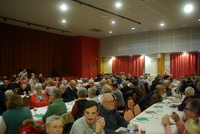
95, 116, 105, 133
171, 112, 180, 122
162, 115, 170, 125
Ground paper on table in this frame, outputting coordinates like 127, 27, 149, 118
136, 117, 148, 121
154, 106, 164, 108
145, 110, 156, 114
34, 114, 43, 118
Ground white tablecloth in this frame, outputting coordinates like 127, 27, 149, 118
116, 102, 184, 134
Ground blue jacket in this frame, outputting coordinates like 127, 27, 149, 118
98, 105, 129, 134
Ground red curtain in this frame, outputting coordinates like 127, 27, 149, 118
170, 53, 196, 79
112, 56, 144, 76
0, 23, 71, 77
197, 53, 200, 76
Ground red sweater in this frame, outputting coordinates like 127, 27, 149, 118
31, 93, 49, 107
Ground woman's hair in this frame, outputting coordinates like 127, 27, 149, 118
185, 86, 195, 96
102, 85, 112, 93
185, 118, 200, 134
155, 85, 164, 93
46, 115, 64, 127
6, 94, 23, 109
47, 79, 54, 86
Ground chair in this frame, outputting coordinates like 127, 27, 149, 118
127, 97, 135, 111
61, 113, 74, 134
124, 109, 135, 121
133, 104, 141, 117
23, 95, 32, 107
114, 99, 119, 109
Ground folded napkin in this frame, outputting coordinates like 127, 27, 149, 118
154, 106, 164, 108
136, 117, 148, 121
34, 114, 43, 118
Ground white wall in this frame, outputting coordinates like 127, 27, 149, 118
104, 57, 112, 73
144, 54, 157, 77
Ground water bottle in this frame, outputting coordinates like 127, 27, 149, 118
127, 123, 135, 134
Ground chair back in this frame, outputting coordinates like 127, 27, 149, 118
124, 109, 135, 121
61, 113, 74, 125
23, 95, 32, 107
133, 104, 141, 117
127, 98, 134, 111
114, 99, 119, 109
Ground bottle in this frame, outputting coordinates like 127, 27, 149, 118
127, 123, 135, 134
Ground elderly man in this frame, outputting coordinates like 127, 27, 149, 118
88, 87, 100, 104
59, 84, 70, 102
70, 101, 105, 134
85, 79, 95, 89
66, 80, 78, 101
71, 87, 87, 120
42, 88, 67, 122
96, 79, 106, 95
99, 93, 129, 134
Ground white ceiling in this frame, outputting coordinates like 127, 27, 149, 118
0, 0, 199, 38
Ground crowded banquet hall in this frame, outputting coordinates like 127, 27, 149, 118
0, 0, 200, 134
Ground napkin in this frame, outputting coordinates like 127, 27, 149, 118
34, 114, 43, 118
136, 117, 148, 121
154, 106, 164, 108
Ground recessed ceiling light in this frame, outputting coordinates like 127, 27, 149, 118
198, 19, 200, 22
60, 4, 67, 11
160, 23, 165, 26
115, 2, 122, 8
62, 19, 66, 23
131, 27, 135, 30
184, 4, 193, 13
109, 31, 112, 33
112, 21, 115, 24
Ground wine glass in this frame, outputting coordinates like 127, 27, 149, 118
140, 127, 146, 134
33, 107, 37, 115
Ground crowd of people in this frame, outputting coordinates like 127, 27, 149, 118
0, 69, 200, 134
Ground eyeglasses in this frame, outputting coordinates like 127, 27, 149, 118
183, 107, 191, 111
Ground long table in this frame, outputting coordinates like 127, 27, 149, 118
32, 100, 74, 121
116, 100, 183, 134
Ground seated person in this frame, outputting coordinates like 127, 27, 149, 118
44, 78, 56, 96
31, 83, 49, 107
99, 93, 129, 134
66, 80, 78, 101
149, 85, 164, 106
42, 88, 67, 122
46, 115, 64, 134
71, 87, 87, 120
59, 84, 70, 102
162, 98, 200, 134
16, 83, 31, 95
0, 90, 14, 115
87, 87, 100, 104
121, 81, 132, 103
172, 86, 197, 111
71, 101, 105, 134
0, 94, 32, 134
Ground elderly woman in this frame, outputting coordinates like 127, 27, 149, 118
0, 94, 32, 134
102, 85, 112, 93
149, 85, 164, 105
31, 83, 49, 107
87, 87, 100, 104
71, 87, 87, 120
44, 78, 56, 96
46, 115, 64, 134
172, 86, 197, 111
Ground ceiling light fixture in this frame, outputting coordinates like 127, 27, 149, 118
62, 19, 66, 23
160, 23, 165, 26
60, 4, 67, 11
112, 21, 115, 24
109, 31, 112, 33
131, 27, 135, 30
198, 18, 200, 22
115, 2, 122, 8
184, 4, 193, 13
